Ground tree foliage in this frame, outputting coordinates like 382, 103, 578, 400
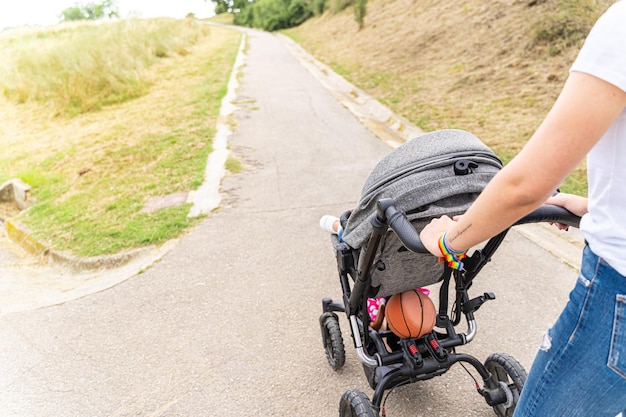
61, 7, 86, 21
207, 0, 366, 31
235, 0, 312, 31
60, 0, 119, 21
210, 0, 251, 14
310, 0, 326, 15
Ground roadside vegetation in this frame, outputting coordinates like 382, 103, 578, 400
0, 19, 241, 256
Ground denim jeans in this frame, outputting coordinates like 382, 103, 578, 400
513, 245, 626, 417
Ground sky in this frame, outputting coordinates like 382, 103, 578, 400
0, 0, 216, 30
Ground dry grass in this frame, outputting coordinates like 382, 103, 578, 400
285, 0, 613, 195
0, 19, 210, 116
207, 13, 235, 24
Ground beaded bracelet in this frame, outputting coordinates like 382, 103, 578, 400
438, 232, 467, 270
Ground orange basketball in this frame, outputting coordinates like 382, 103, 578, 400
386, 289, 437, 339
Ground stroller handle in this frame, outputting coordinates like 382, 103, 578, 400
376, 198, 581, 254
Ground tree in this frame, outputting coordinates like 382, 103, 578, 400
84, 0, 120, 19
210, 0, 229, 14
214, 2, 229, 14
208, 0, 328, 31
61, 6, 87, 21
60, 1, 119, 22
209, 0, 251, 14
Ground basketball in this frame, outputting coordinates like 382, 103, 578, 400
385, 289, 437, 339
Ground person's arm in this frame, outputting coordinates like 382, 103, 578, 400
420, 72, 626, 256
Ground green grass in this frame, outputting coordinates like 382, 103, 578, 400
531, 0, 611, 57
0, 22, 242, 257
225, 156, 243, 174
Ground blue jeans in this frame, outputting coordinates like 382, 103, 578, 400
513, 245, 626, 417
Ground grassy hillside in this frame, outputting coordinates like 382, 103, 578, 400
286, 0, 614, 195
0, 20, 241, 256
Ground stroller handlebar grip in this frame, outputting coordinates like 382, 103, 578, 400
377, 198, 428, 253
515, 204, 581, 228
376, 199, 581, 255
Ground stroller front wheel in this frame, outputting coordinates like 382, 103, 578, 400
321, 313, 345, 370
339, 389, 377, 417
484, 352, 527, 417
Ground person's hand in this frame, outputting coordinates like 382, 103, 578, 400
419, 215, 458, 256
546, 193, 588, 216
545, 193, 588, 230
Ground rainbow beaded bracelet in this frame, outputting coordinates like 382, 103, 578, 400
438, 232, 467, 270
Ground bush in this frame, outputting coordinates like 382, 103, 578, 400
354, 0, 367, 29
310, 0, 326, 15
234, 0, 313, 31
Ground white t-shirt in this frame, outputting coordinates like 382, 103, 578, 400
570, 0, 626, 275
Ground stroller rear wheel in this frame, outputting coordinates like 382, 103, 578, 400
484, 352, 527, 417
339, 389, 377, 417
321, 313, 345, 370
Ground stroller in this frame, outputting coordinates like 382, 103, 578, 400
319, 130, 580, 416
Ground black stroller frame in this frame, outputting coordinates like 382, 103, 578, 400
320, 198, 580, 417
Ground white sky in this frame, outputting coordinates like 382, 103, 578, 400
0, 0, 216, 30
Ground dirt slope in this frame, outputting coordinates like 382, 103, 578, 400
287, 0, 612, 192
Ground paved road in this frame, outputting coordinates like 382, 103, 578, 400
0, 27, 583, 416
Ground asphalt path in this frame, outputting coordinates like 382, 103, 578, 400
0, 27, 583, 416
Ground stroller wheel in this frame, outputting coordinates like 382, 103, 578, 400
321, 313, 345, 370
339, 389, 377, 417
484, 352, 527, 417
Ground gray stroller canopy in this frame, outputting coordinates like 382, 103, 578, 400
342, 129, 502, 296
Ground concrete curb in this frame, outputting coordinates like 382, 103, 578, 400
4, 219, 49, 258
516, 223, 585, 272
4, 218, 155, 273
187, 26, 247, 217
279, 34, 423, 149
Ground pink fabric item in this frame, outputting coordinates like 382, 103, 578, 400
417, 287, 430, 296
367, 297, 385, 322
